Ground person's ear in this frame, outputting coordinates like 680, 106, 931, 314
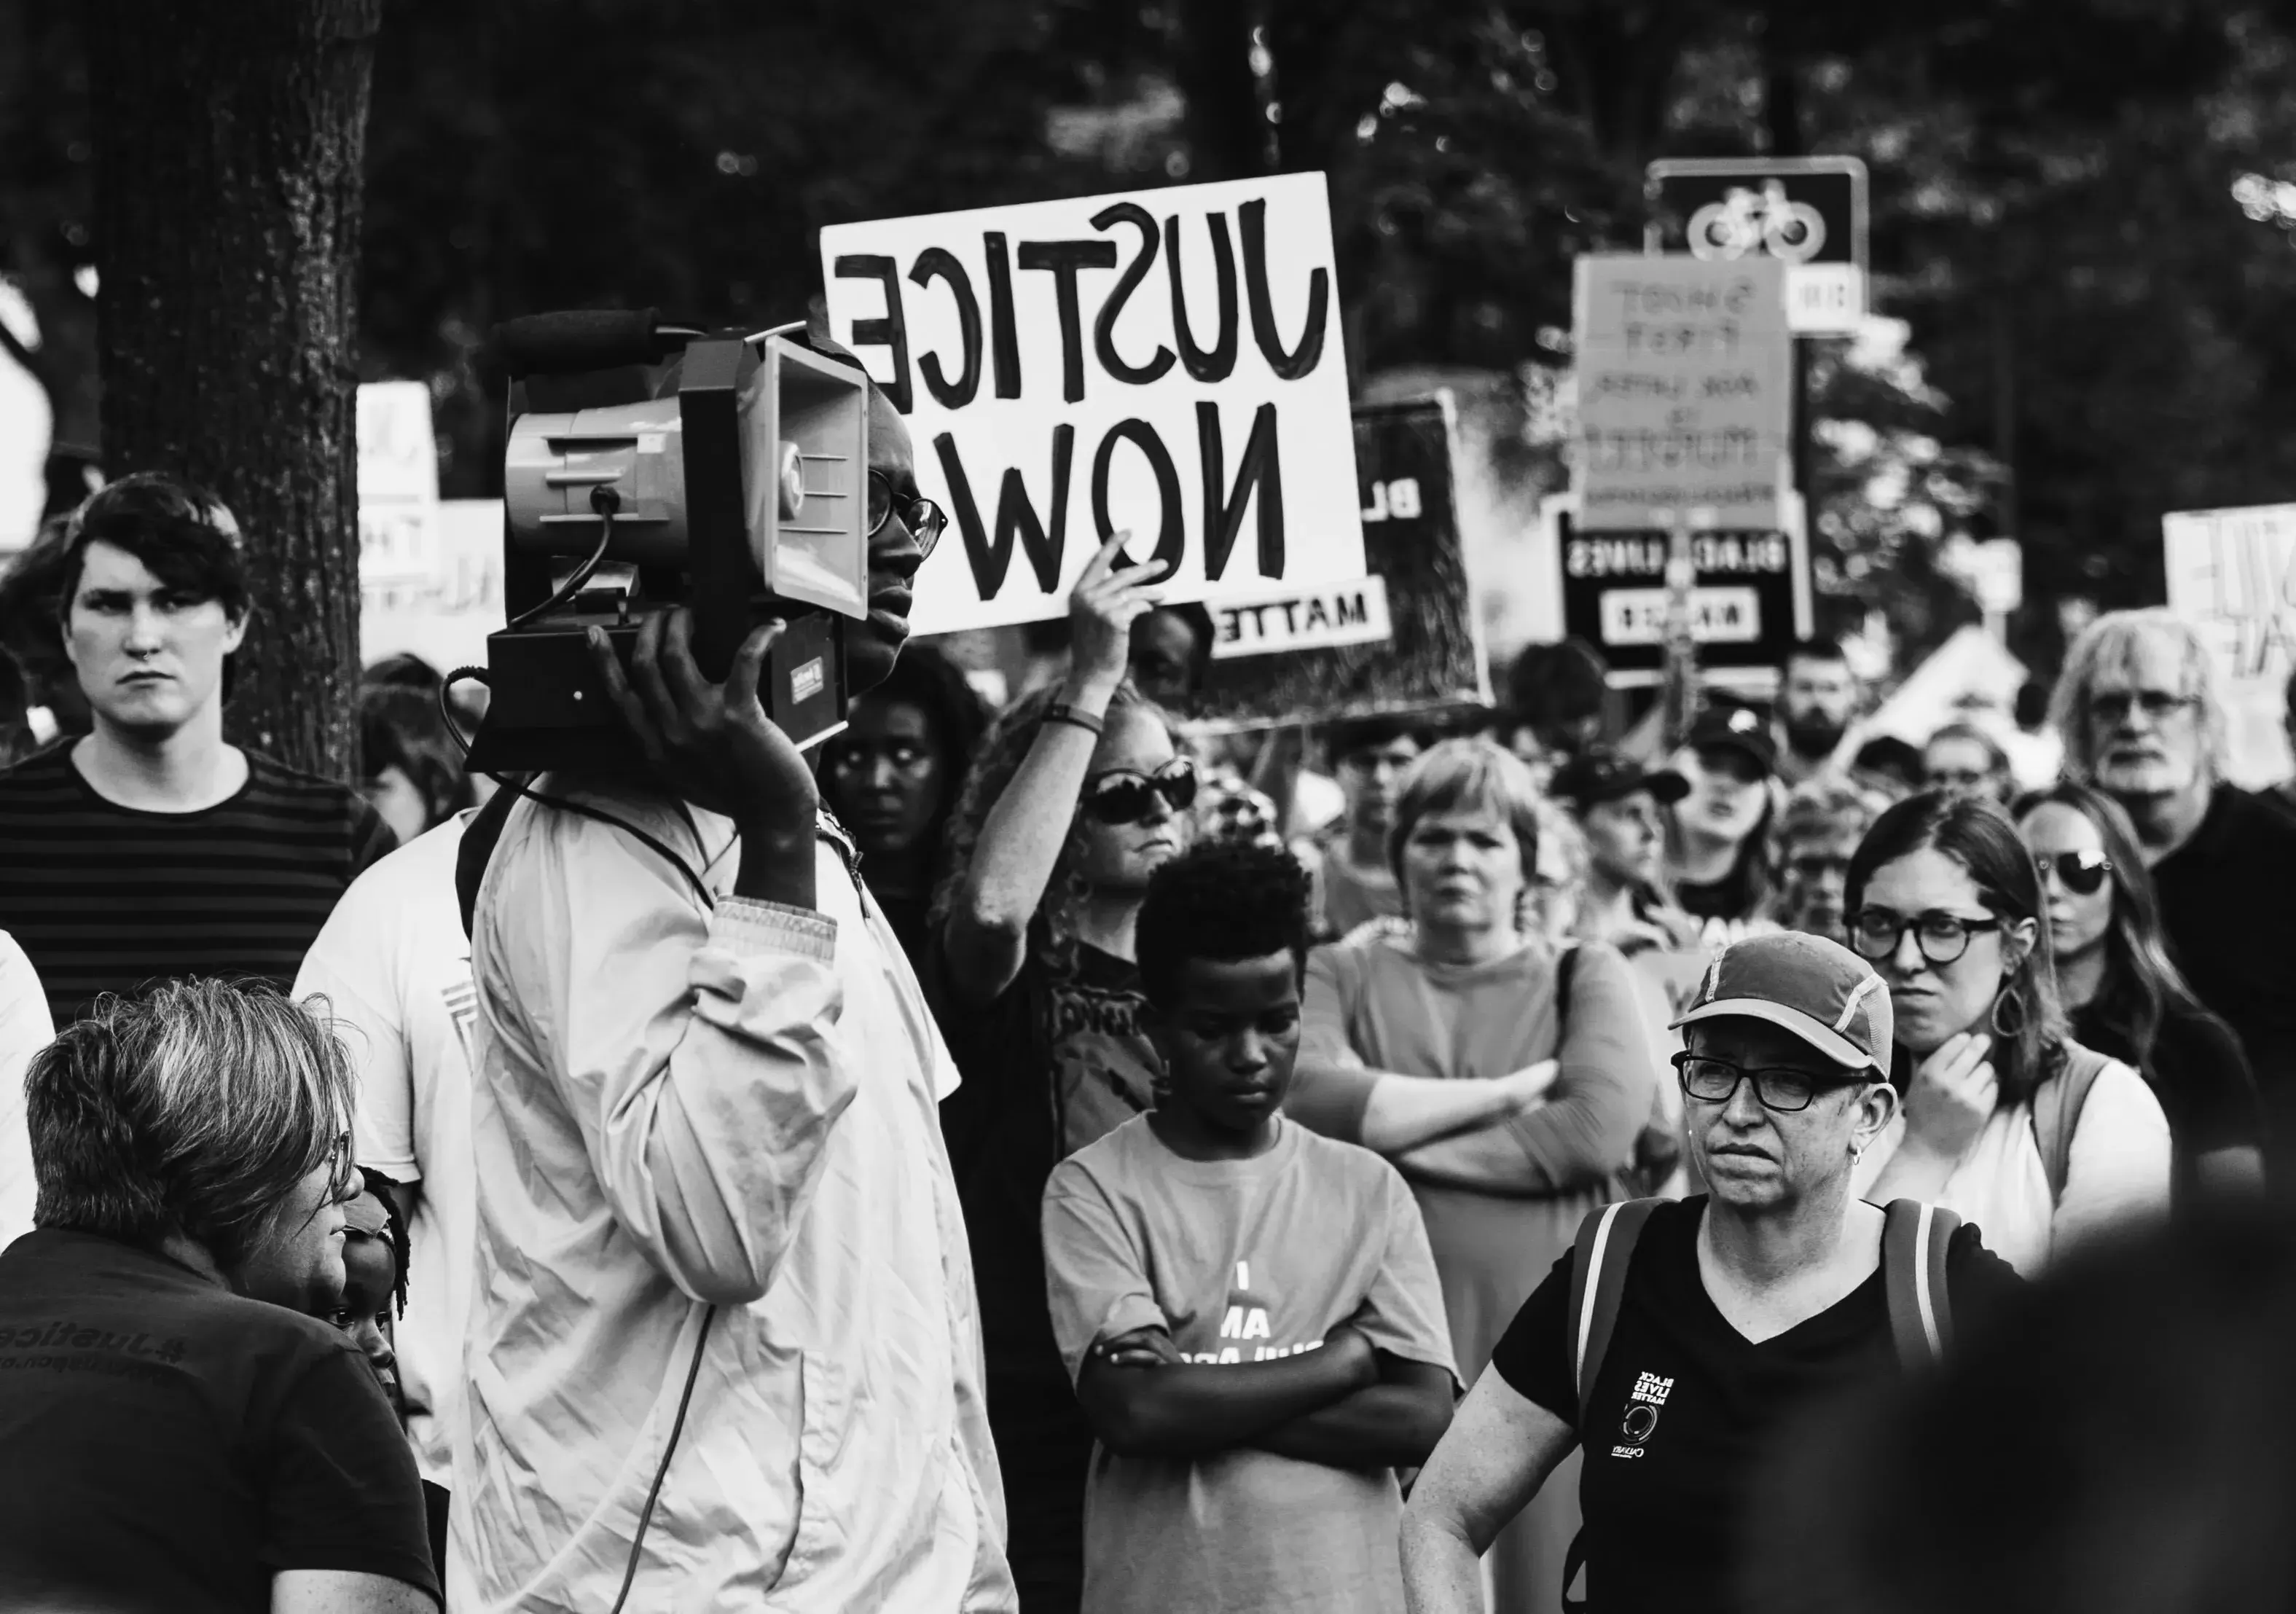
1852, 1078, 1898, 1156
2003, 914, 2040, 974
221, 608, 249, 656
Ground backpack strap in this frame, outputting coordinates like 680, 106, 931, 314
2031, 1044, 2110, 1206
1554, 942, 1580, 1049
1879, 1198, 1961, 1366
1565, 1196, 1661, 1425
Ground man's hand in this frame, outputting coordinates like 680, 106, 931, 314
1093, 1326, 1186, 1371
1494, 1059, 1561, 1109
589, 609, 818, 908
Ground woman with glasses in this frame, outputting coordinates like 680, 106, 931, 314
1846, 793, 2171, 1276
1403, 932, 2018, 1614
930, 531, 1191, 1614
2013, 783, 2264, 1196
1290, 737, 1660, 1614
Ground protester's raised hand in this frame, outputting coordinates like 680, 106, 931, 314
587, 608, 818, 839
1900, 1030, 1997, 1162
1067, 530, 1171, 694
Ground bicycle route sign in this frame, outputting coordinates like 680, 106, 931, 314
1644, 156, 1869, 335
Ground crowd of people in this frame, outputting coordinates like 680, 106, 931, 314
0, 392, 2292, 1614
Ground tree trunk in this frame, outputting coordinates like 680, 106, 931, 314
85, 0, 381, 779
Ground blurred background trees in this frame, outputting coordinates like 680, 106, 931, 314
9, 0, 2296, 689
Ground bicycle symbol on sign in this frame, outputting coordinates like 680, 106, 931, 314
1687, 181, 1826, 265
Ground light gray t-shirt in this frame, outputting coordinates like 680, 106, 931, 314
1043, 1114, 1457, 1614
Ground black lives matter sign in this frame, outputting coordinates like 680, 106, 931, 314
1552, 506, 1809, 679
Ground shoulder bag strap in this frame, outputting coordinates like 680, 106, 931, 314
1881, 1198, 1962, 1366
1567, 1196, 1660, 1425
2031, 1045, 2109, 1206
1554, 942, 1580, 1047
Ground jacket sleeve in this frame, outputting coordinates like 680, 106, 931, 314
1505, 941, 1661, 1192
477, 804, 852, 1307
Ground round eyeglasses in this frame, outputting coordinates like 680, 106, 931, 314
1850, 906, 2003, 967
867, 470, 947, 559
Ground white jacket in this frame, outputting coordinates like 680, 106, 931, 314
448, 782, 1013, 1613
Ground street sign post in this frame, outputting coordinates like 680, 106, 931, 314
1644, 156, 1870, 336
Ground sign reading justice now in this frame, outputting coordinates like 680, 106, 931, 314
820, 174, 1367, 634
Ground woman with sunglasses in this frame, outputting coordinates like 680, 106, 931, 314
930, 531, 1194, 1614
1290, 738, 1660, 1614
2013, 783, 2264, 1197
1846, 792, 2171, 1276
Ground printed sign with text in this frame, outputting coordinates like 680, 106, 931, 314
2163, 503, 2296, 786
821, 173, 1366, 633
1570, 254, 1790, 534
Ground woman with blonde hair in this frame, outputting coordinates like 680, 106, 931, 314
1291, 737, 1659, 1614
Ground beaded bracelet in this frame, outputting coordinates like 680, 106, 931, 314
1043, 702, 1107, 737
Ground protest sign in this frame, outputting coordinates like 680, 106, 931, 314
359, 499, 504, 674
1570, 254, 1790, 534
1177, 395, 1489, 733
2163, 503, 2296, 786
356, 381, 442, 586
1539, 489, 1811, 686
820, 173, 1367, 634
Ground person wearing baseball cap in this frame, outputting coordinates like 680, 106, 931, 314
1402, 930, 2018, 1614
1551, 750, 1701, 957
1666, 703, 1782, 946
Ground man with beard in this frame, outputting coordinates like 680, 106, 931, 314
1773, 638, 1860, 788
2050, 609, 2296, 1151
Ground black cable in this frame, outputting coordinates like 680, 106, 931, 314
510, 485, 622, 632
609, 1305, 718, 1614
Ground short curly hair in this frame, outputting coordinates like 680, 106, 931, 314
1135, 842, 1312, 1009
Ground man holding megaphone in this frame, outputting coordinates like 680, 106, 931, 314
447, 318, 1014, 1613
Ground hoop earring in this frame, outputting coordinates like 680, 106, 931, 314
1989, 981, 2027, 1039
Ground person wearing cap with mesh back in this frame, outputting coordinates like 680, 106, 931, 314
1401, 931, 2019, 1614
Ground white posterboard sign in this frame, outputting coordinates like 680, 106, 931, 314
2162, 503, 2296, 787
820, 173, 1367, 634
1570, 254, 1790, 534
356, 380, 442, 587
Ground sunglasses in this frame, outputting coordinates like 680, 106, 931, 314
867, 470, 947, 559
2037, 847, 2112, 896
1081, 757, 1196, 826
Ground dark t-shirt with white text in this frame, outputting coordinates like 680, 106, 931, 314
0, 1229, 439, 1613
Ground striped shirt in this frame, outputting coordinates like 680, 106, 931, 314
0, 743, 396, 1025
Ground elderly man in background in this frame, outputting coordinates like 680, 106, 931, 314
2053, 609, 2296, 1147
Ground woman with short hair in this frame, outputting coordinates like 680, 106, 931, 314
1292, 737, 1660, 1614
1848, 792, 2173, 1274
2013, 782, 2264, 1196
0, 978, 437, 1613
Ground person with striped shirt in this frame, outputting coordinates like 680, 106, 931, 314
0, 472, 393, 1027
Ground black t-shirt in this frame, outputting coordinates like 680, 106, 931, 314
0, 1229, 439, 1613
2073, 996, 2264, 1166
1488, 1198, 2018, 1614
2152, 786, 2296, 1133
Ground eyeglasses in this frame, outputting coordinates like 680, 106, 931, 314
867, 470, 947, 559
1081, 757, 1197, 826
2037, 848, 2112, 897
324, 1129, 356, 1199
2088, 689, 2197, 726
1850, 906, 2004, 966
1674, 1052, 1862, 1114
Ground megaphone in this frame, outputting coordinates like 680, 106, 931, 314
461, 312, 871, 775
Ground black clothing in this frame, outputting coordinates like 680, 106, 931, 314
1489, 1197, 2018, 1614
2073, 995, 2264, 1191
2151, 786, 2296, 1143
0, 1229, 439, 1613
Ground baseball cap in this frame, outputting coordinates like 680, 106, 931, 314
1550, 748, 1690, 810
1671, 931, 1893, 1074
1687, 704, 1778, 776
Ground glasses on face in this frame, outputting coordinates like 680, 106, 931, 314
1081, 757, 1196, 826
2036, 848, 2112, 897
1674, 1052, 1859, 1114
324, 1129, 356, 1199
2088, 688, 2196, 726
1850, 906, 2004, 966
867, 470, 947, 560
